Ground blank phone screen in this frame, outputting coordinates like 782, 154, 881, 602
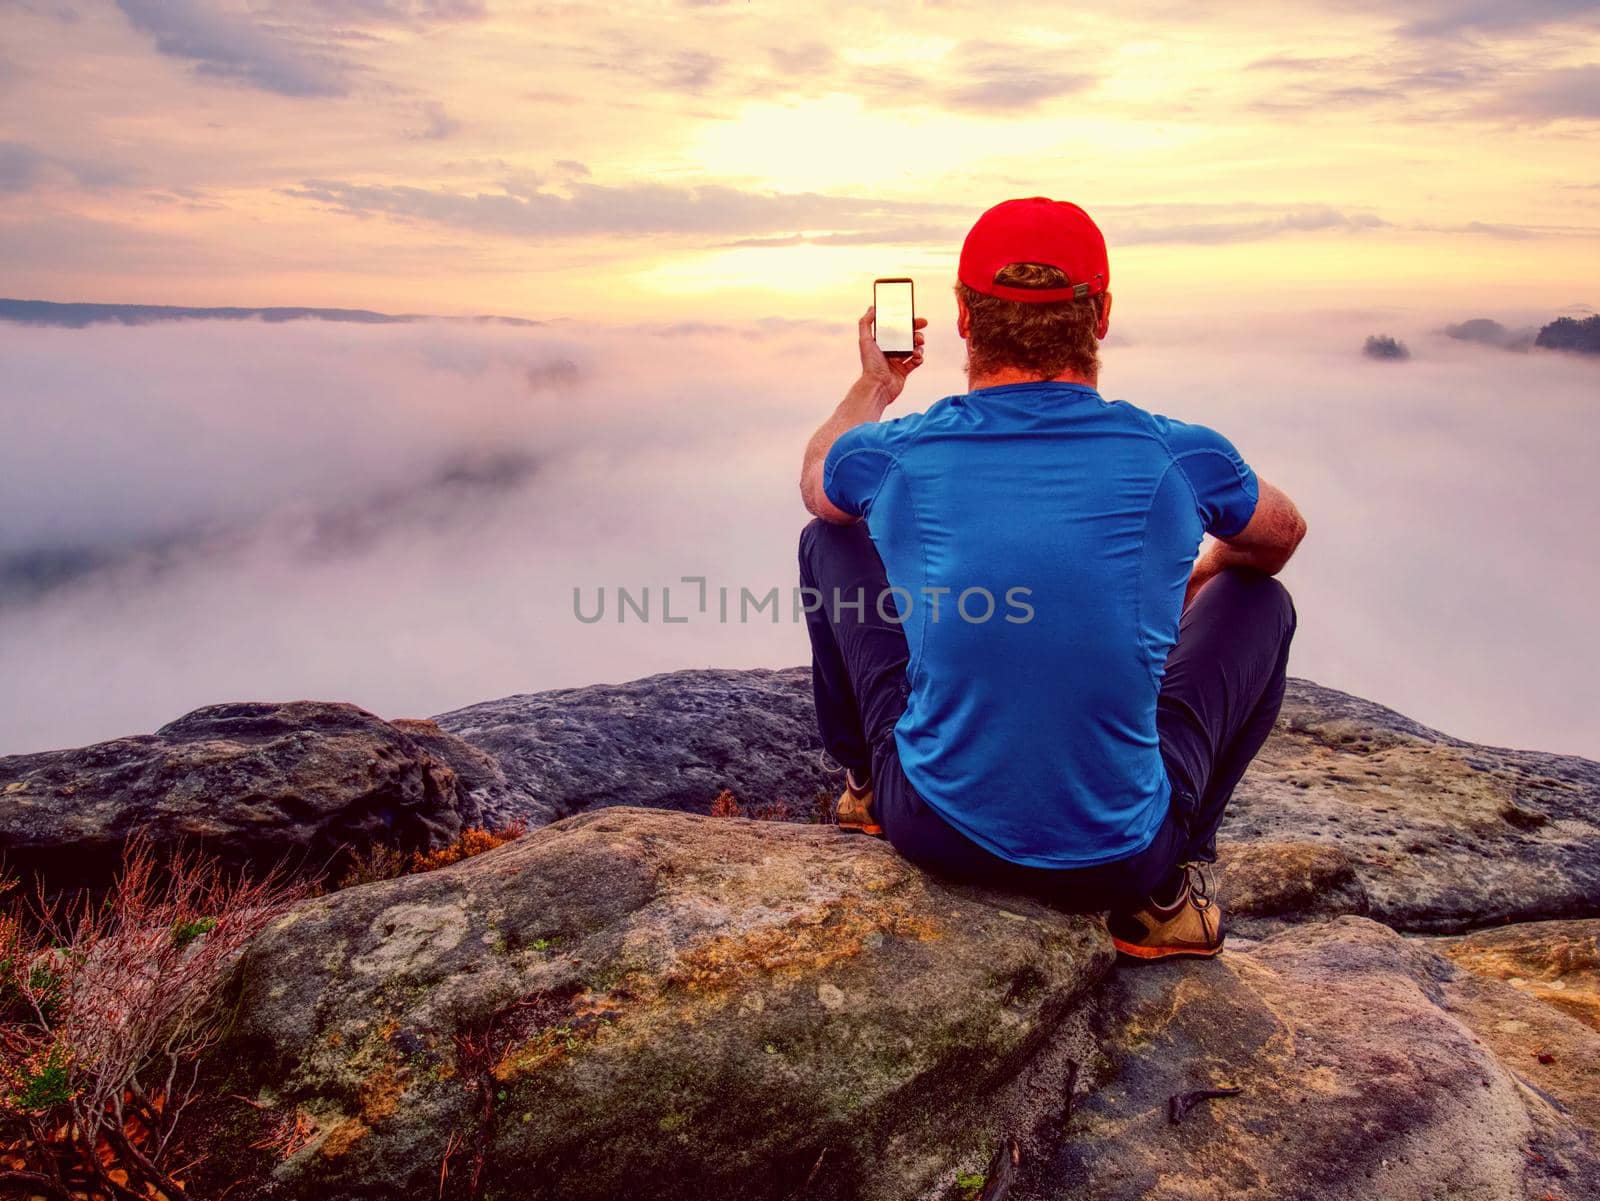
874, 281, 914, 353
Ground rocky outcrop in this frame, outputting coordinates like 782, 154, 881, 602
433, 667, 835, 825
432, 670, 1600, 937
1219, 680, 1600, 932
0, 701, 504, 893
207, 807, 1113, 1201
5, 668, 1598, 1198
203, 809, 1600, 1201
1435, 918, 1600, 1031
1029, 918, 1599, 1199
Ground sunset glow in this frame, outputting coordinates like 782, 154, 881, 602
4, 1, 1596, 321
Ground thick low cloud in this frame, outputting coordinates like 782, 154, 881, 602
1, 308, 1597, 764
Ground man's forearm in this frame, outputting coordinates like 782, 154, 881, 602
1185, 535, 1294, 606
800, 373, 894, 513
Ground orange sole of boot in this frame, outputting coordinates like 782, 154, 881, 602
837, 821, 885, 837
1111, 937, 1225, 960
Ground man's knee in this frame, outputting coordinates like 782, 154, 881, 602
798, 515, 868, 570
798, 516, 828, 565
1204, 568, 1296, 639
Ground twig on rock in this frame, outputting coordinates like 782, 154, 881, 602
978, 1135, 1020, 1201
785, 1146, 828, 1198
1168, 1086, 1242, 1124
1062, 1059, 1080, 1124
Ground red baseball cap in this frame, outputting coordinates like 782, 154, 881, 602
958, 196, 1109, 303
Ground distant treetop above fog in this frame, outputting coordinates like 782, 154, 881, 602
1443, 318, 1536, 351
1363, 334, 1411, 361
1535, 314, 1600, 355
1442, 313, 1598, 356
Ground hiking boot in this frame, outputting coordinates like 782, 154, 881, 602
1108, 861, 1224, 960
834, 769, 883, 837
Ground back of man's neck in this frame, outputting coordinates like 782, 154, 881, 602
967, 367, 1098, 391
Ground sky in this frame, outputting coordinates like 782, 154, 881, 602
2, 0, 1598, 321
1, 1, 1598, 760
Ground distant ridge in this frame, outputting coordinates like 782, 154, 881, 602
0, 298, 544, 329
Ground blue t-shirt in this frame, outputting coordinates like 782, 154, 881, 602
821, 380, 1259, 868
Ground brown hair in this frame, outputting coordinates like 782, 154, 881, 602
954, 261, 1105, 380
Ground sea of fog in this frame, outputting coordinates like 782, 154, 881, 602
1, 309, 1596, 759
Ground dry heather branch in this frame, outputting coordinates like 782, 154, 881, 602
0, 831, 310, 1198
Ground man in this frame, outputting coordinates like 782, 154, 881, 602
797, 196, 1306, 960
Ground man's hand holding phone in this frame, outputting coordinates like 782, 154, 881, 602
858, 304, 927, 405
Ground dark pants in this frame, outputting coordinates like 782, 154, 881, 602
798, 517, 1297, 913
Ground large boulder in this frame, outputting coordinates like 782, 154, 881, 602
434, 671, 1600, 935
433, 667, 835, 825
1219, 681, 1600, 932
0, 701, 500, 893
1023, 918, 1599, 1199
1435, 918, 1600, 1032
205, 812, 1600, 1201
206, 807, 1114, 1201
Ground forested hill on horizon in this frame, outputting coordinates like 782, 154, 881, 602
0, 297, 545, 329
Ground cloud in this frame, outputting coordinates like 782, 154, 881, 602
280, 0, 487, 20
1246, 45, 1499, 116
933, 39, 1097, 114
657, 49, 723, 93
713, 222, 965, 249
2, 309, 1599, 768
115, 0, 349, 97
409, 100, 461, 140
282, 175, 970, 239
0, 141, 133, 193
766, 41, 835, 78
1486, 64, 1600, 121
713, 204, 1567, 252
1109, 207, 1391, 246
1397, 0, 1600, 38
843, 38, 1097, 114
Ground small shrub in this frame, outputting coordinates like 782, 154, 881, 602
410, 821, 528, 874
335, 841, 409, 890
711, 789, 835, 825
171, 914, 218, 949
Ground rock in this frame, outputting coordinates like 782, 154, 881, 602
1429, 921, 1600, 1149
1435, 919, 1600, 1032
0, 701, 487, 893
390, 718, 519, 824
432, 667, 836, 825
1024, 918, 1599, 1200
1218, 680, 1600, 933
434, 670, 1600, 936
206, 807, 1113, 1201
1212, 840, 1369, 936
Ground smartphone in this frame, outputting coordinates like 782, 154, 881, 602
873, 277, 915, 357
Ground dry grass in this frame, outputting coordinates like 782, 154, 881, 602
709, 789, 835, 825
0, 834, 309, 1199
335, 822, 528, 891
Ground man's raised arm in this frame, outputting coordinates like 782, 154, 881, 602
1185, 478, 1308, 608
800, 305, 926, 524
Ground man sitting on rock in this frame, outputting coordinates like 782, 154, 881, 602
797, 197, 1306, 960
